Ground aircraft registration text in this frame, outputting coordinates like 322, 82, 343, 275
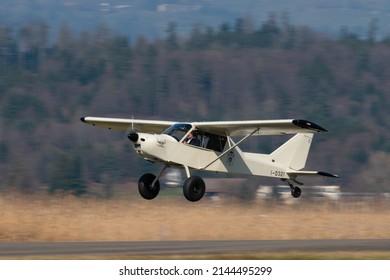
271, 170, 285, 177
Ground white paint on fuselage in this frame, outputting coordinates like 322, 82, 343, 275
132, 133, 289, 179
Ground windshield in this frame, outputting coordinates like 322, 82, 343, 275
162, 123, 192, 141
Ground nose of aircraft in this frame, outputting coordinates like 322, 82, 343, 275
127, 132, 139, 142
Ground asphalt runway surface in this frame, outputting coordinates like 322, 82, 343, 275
1, 239, 390, 257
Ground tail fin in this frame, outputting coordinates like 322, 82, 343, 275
270, 133, 313, 170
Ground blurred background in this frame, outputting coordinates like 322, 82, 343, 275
0, 0, 389, 202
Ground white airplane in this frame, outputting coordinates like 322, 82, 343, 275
81, 117, 338, 202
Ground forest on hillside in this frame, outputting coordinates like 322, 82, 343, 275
0, 17, 389, 195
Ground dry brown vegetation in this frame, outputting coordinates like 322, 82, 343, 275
1, 194, 390, 242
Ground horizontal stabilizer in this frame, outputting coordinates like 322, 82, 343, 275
287, 171, 339, 178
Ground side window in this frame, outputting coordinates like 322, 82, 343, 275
197, 131, 227, 152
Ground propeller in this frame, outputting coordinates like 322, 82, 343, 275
127, 115, 139, 142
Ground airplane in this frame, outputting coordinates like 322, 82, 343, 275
81, 117, 338, 202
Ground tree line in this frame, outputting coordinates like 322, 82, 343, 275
0, 16, 389, 195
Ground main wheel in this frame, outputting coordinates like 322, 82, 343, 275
183, 176, 205, 202
138, 173, 160, 200
291, 186, 302, 198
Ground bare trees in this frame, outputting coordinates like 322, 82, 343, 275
0, 19, 388, 194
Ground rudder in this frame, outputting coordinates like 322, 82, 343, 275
270, 133, 313, 170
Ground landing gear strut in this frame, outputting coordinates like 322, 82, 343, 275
281, 179, 302, 198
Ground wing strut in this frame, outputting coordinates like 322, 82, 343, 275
202, 128, 259, 170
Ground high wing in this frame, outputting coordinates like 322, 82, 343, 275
192, 119, 327, 136
81, 117, 328, 136
80, 117, 175, 133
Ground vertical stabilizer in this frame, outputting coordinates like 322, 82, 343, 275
270, 133, 313, 170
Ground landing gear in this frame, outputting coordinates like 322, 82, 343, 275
282, 178, 302, 198
138, 173, 160, 200
291, 186, 302, 198
183, 176, 205, 202
137, 165, 206, 202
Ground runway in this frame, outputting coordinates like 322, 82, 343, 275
1, 239, 390, 257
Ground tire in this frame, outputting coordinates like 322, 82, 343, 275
138, 173, 160, 200
291, 186, 301, 198
183, 176, 205, 202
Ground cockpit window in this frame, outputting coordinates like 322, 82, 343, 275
162, 123, 192, 141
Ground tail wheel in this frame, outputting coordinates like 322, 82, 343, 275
183, 176, 205, 202
138, 173, 160, 200
291, 186, 302, 198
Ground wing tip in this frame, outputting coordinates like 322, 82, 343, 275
292, 119, 328, 132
